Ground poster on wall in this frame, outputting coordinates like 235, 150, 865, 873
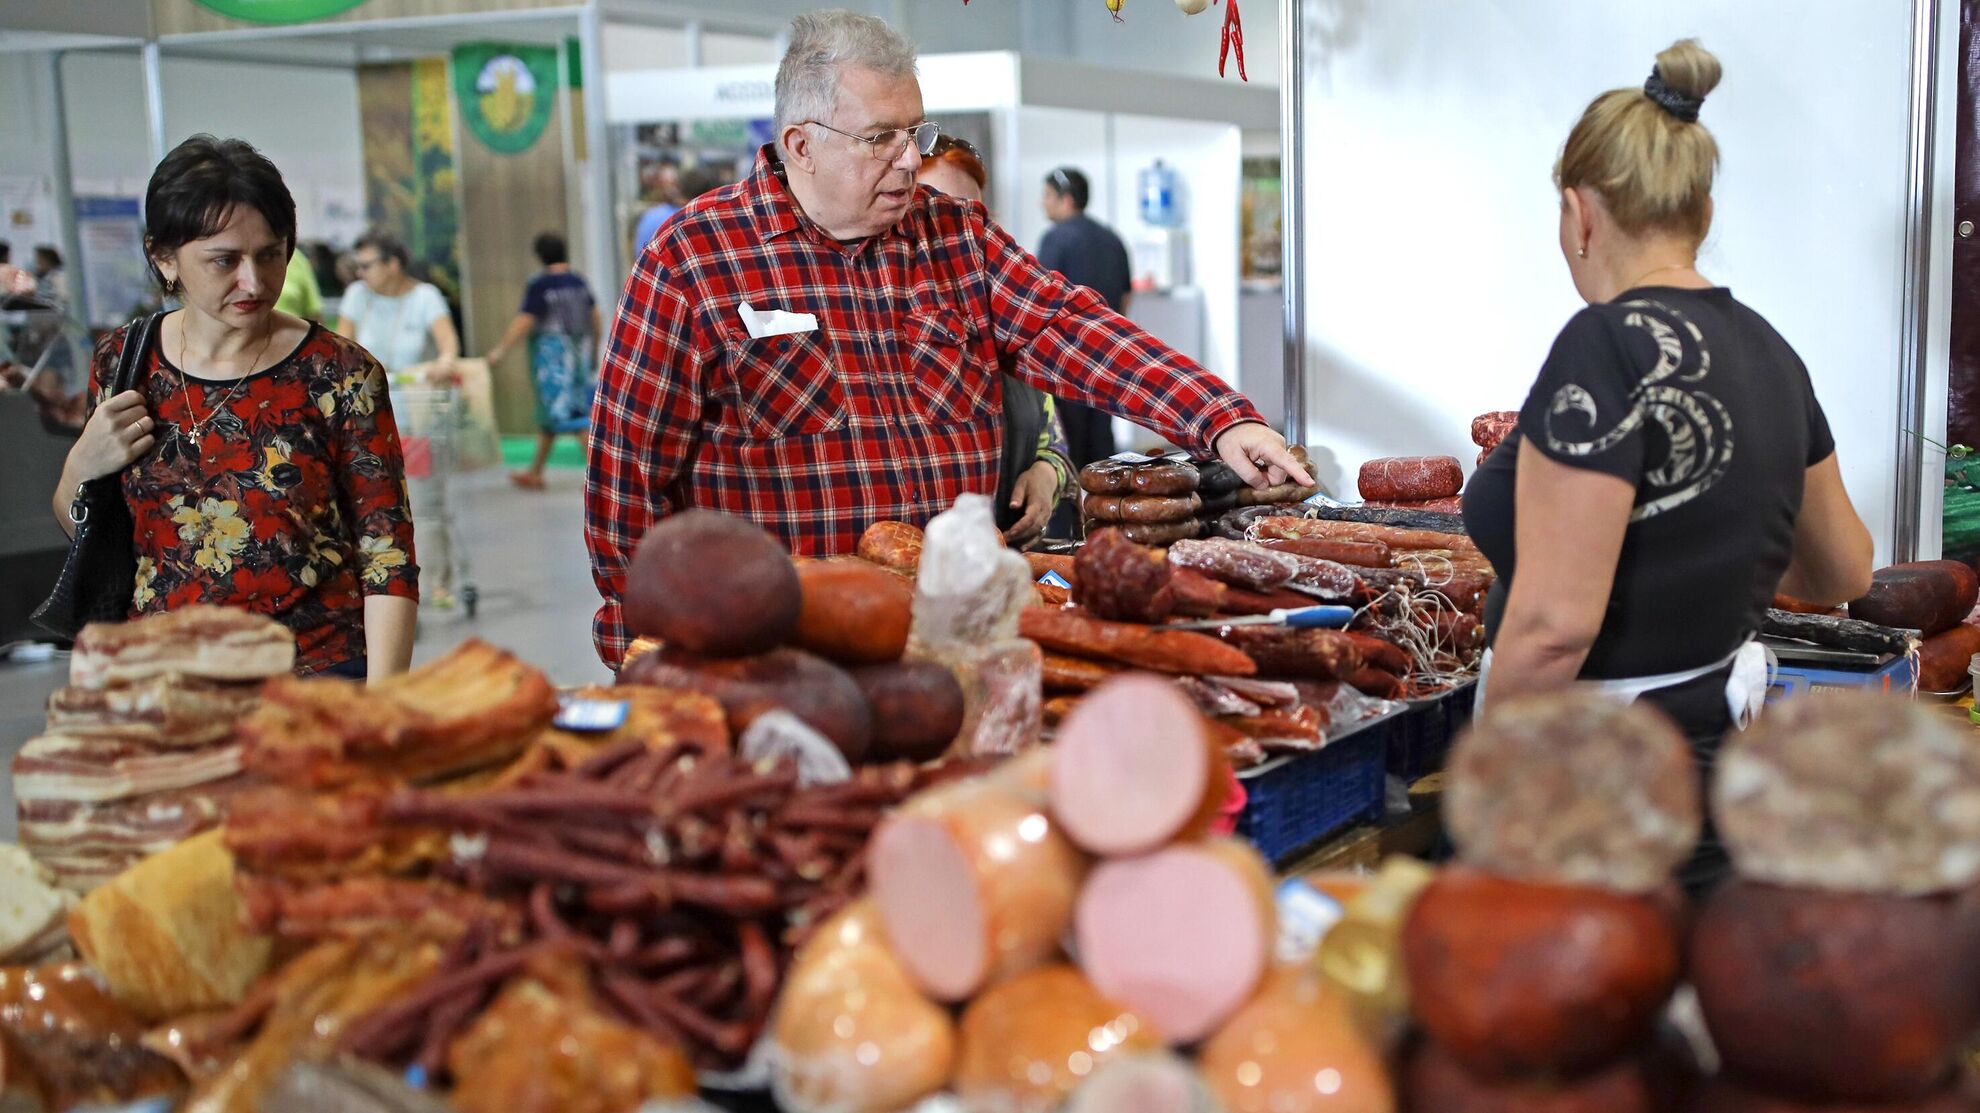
74, 197, 152, 327
190, 0, 368, 23
359, 58, 462, 306
453, 43, 560, 155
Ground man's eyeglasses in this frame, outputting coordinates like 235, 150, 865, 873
805, 120, 942, 161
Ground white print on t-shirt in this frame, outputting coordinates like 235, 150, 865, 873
1543, 298, 1735, 523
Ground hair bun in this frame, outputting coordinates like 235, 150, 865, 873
1649, 39, 1722, 118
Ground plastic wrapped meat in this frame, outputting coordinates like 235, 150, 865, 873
1166, 539, 1301, 592
910, 495, 1035, 650
1713, 691, 1980, 895
927, 639, 1043, 759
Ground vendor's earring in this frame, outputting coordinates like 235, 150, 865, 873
1576, 247, 1587, 259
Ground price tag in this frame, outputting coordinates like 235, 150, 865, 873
1275, 876, 1346, 963
554, 698, 630, 732
1038, 570, 1072, 589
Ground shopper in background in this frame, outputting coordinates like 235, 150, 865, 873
587, 8, 1309, 668
918, 133, 1073, 547
632, 161, 685, 254
1038, 167, 1134, 469
275, 247, 322, 321
31, 245, 67, 305
1462, 40, 1873, 891
50, 134, 418, 680
335, 231, 459, 374
486, 231, 601, 491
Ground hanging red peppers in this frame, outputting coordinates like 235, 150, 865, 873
1218, 0, 1248, 82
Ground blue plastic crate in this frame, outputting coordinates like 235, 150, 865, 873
1237, 718, 1390, 866
1386, 682, 1476, 782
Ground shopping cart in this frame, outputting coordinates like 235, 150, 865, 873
391, 373, 481, 619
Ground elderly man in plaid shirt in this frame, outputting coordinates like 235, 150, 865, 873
586, 8, 1310, 669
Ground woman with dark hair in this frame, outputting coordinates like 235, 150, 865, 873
917, 134, 1074, 547
50, 134, 419, 680
335, 230, 458, 374
485, 230, 600, 490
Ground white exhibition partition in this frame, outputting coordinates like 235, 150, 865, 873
1292, 0, 1933, 557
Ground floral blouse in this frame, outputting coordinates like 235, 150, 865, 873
88, 320, 420, 675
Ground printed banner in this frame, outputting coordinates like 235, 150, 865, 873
190, 0, 368, 23
452, 43, 560, 155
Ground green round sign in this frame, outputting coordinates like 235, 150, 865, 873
191, 0, 369, 24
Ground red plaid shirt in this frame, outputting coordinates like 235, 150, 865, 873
586, 146, 1264, 667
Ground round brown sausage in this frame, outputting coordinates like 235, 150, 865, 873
619, 646, 872, 762
795, 560, 914, 665
851, 662, 966, 763
623, 510, 800, 658
1081, 492, 1205, 523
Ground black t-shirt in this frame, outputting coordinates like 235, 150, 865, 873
1463, 287, 1836, 679
1038, 214, 1132, 312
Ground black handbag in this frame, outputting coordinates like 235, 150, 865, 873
31, 312, 164, 640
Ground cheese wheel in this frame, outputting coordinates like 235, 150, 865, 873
770, 900, 956, 1113
870, 774, 1087, 1001
1075, 839, 1276, 1043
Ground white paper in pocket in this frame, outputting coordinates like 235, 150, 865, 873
737, 301, 819, 339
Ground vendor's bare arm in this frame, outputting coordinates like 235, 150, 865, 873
1775, 453, 1873, 606
1485, 440, 1632, 705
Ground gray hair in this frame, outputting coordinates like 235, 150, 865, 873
773, 9, 919, 157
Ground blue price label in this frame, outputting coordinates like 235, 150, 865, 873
1039, 570, 1072, 589
554, 698, 630, 732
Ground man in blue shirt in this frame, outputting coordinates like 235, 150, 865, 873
1038, 167, 1134, 467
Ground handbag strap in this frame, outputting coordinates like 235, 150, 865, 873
110, 311, 165, 399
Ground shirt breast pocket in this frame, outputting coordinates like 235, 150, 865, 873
904, 307, 992, 425
719, 330, 848, 440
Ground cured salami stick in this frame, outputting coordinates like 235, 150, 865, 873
1253, 516, 1478, 554
1019, 606, 1259, 677
1075, 839, 1277, 1042
1049, 675, 1230, 857
1218, 626, 1362, 680
1041, 653, 1123, 692
1761, 609, 1917, 657
1167, 538, 1300, 591
1303, 504, 1470, 534
1256, 536, 1394, 568
1358, 455, 1464, 502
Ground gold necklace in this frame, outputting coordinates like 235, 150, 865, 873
178, 318, 276, 451
1621, 262, 1701, 291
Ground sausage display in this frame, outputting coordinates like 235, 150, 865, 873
1093, 518, 1207, 546
1074, 528, 1177, 624
856, 521, 925, 574
1197, 966, 1394, 1113
1078, 458, 1200, 497
1403, 1038, 1677, 1113
1362, 496, 1464, 515
868, 775, 1088, 1002
1916, 623, 1980, 692
769, 901, 957, 1113
1075, 839, 1277, 1043
1303, 504, 1470, 535
1167, 569, 1230, 617
1254, 517, 1479, 555
1235, 482, 1324, 506
1761, 609, 1918, 657
1049, 675, 1229, 857
794, 561, 914, 665
1256, 536, 1395, 568
1166, 538, 1301, 592
1690, 881, 1980, 1104
1444, 691, 1700, 893
850, 662, 966, 764
619, 646, 874, 763
1712, 692, 1980, 895
1848, 560, 1980, 638
1020, 606, 1259, 677
1217, 627, 1363, 681
1040, 654, 1123, 692
1081, 493, 1204, 523
623, 510, 802, 658
1358, 456, 1465, 502
1401, 866, 1684, 1079
953, 966, 1162, 1113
